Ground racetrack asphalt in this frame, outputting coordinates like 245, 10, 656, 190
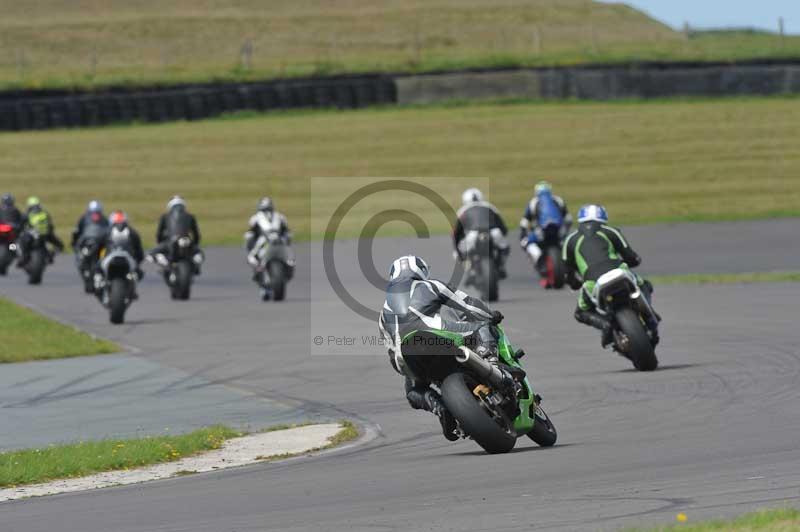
1, 218, 799, 531
0, 354, 306, 452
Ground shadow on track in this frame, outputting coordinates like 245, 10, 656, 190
450, 442, 577, 457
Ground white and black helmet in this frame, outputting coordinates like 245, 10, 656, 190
167, 195, 186, 210
257, 196, 274, 213
461, 188, 484, 205
388, 255, 430, 281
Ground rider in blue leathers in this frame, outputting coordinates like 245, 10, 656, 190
519, 181, 572, 273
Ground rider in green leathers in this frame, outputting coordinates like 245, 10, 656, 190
562, 204, 655, 347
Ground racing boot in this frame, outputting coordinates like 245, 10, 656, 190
425, 390, 459, 442
575, 309, 614, 348
406, 379, 458, 441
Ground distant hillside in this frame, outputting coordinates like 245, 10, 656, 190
0, 1, 797, 90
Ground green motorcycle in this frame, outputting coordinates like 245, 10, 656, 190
395, 325, 557, 454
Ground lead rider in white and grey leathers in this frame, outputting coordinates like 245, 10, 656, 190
244, 197, 293, 273
453, 188, 510, 278
378, 255, 506, 440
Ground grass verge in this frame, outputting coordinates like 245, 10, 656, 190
0, 297, 118, 363
254, 420, 360, 462
650, 272, 800, 285
1, 1, 799, 90
2, 97, 798, 245
0, 425, 241, 488
0, 421, 359, 488
632, 508, 800, 531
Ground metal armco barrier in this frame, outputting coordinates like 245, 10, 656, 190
0, 75, 397, 131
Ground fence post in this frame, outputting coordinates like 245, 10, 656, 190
779, 17, 785, 49
89, 48, 98, 79
16, 49, 27, 81
240, 39, 253, 71
413, 23, 422, 67
532, 26, 541, 55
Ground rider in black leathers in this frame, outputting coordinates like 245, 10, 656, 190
106, 211, 145, 267
100, 211, 145, 298
72, 200, 109, 248
0, 193, 23, 232
71, 200, 109, 269
378, 255, 507, 441
453, 188, 510, 279
149, 196, 203, 273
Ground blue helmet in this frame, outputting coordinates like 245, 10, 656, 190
577, 204, 608, 224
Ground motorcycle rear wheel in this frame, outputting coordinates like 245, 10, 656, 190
0, 245, 11, 275
480, 256, 499, 302
546, 246, 565, 289
441, 372, 515, 454
615, 307, 658, 371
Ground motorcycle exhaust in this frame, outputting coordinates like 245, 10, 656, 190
456, 346, 507, 390
631, 290, 660, 323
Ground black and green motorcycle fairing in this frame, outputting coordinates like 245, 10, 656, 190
395, 325, 547, 441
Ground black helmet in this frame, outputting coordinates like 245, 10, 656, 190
1, 193, 14, 207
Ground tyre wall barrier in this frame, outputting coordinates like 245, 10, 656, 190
2, 63, 800, 131
0, 75, 397, 131
395, 64, 800, 105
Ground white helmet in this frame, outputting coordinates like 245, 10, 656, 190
388, 255, 430, 281
87, 200, 103, 213
258, 197, 274, 213
461, 188, 484, 206
167, 195, 186, 210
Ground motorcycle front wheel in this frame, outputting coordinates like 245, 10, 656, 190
269, 261, 286, 301
109, 278, 127, 324
526, 402, 557, 447
175, 261, 192, 300
27, 249, 45, 285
